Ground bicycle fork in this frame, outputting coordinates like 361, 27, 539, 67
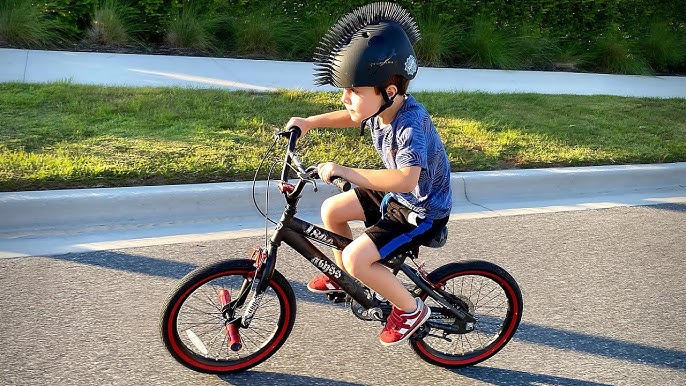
214, 246, 270, 352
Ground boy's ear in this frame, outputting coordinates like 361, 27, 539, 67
386, 85, 399, 99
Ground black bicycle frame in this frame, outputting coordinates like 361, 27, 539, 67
244, 127, 475, 326
263, 182, 377, 309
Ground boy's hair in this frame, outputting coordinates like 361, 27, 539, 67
379, 75, 411, 95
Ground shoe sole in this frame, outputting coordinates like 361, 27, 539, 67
379, 306, 431, 347
306, 285, 344, 294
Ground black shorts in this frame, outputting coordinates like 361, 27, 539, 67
354, 187, 449, 260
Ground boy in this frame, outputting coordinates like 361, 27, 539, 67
286, 2, 452, 346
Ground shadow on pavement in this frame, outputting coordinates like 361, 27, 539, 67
650, 203, 686, 212
48, 249, 686, 375
457, 366, 613, 386
515, 322, 686, 371
219, 371, 365, 386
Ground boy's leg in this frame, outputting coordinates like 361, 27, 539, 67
320, 189, 365, 268
342, 234, 417, 312
308, 190, 365, 293
343, 234, 431, 346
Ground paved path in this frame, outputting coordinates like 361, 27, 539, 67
2, 48, 686, 97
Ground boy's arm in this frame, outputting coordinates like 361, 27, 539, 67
319, 163, 421, 194
286, 110, 356, 136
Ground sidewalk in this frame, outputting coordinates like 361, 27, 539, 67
2, 48, 686, 97
0, 48, 685, 258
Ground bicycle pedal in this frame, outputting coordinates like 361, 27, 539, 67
410, 324, 430, 341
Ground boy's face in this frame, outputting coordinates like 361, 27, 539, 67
341, 87, 383, 123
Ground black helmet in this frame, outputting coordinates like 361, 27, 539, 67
313, 2, 421, 88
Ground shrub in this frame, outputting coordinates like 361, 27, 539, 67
515, 25, 560, 70
640, 22, 686, 73
230, 7, 296, 59
86, 0, 135, 46
0, 0, 60, 47
460, 16, 520, 70
414, 11, 462, 67
590, 24, 651, 75
42, 0, 97, 40
284, 12, 339, 61
164, 1, 218, 52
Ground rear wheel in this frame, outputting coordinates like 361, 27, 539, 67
411, 260, 522, 367
160, 259, 296, 374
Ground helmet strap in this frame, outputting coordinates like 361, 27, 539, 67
360, 88, 396, 136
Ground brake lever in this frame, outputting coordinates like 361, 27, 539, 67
303, 166, 319, 192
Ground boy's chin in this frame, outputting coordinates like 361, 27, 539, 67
347, 111, 363, 124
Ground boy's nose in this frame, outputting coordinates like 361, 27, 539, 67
341, 89, 351, 104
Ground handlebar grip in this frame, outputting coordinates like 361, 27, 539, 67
331, 176, 351, 192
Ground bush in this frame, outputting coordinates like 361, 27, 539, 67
86, 0, 135, 46
590, 24, 651, 75
230, 7, 297, 59
42, 0, 97, 40
460, 16, 520, 70
414, 10, 462, 67
164, 1, 217, 52
0, 0, 683, 75
640, 22, 686, 74
0, 0, 61, 47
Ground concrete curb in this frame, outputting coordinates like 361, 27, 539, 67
453, 162, 686, 205
2, 163, 684, 236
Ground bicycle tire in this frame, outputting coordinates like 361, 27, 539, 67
411, 260, 523, 367
160, 259, 296, 374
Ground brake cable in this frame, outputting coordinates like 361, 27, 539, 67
252, 136, 279, 225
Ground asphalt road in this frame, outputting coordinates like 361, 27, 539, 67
1, 204, 685, 386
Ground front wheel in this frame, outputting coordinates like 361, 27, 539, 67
160, 259, 296, 374
411, 260, 523, 367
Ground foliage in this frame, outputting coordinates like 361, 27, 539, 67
590, 24, 651, 75
639, 22, 686, 74
0, 0, 62, 47
86, 0, 136, 45
460, 16, 520, 70
413, 9, 461, 67
42, 0, 97, 39
1, 0, 685, 74
230, 6, 298, 59
164, 1, 218, 51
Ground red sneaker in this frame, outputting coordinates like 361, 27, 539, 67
307, 274, 342, 294
379, 298, 431, 346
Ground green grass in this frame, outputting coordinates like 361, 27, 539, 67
1, 83, 684, 191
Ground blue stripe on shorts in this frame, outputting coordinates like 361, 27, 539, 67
379, 218, 434, 259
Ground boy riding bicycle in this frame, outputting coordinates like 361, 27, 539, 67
286, 2, 452, 346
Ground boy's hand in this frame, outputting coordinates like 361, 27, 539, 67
317, 162, 345, 184
285, 117, 313, 138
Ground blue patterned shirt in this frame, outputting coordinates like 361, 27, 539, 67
368, 95, 452, 219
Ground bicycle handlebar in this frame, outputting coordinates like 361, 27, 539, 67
331, 177, 351, 192
279, 126, 350, 193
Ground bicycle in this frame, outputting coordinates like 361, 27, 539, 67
159, 126, 523, 374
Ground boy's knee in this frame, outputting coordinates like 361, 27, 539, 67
320, 197, 334, 217
341, 249, 361, 277
321, 196, 343, 222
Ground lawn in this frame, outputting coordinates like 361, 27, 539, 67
1, 82, 684, 191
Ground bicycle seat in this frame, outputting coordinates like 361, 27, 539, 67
422, 226, 448, 248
